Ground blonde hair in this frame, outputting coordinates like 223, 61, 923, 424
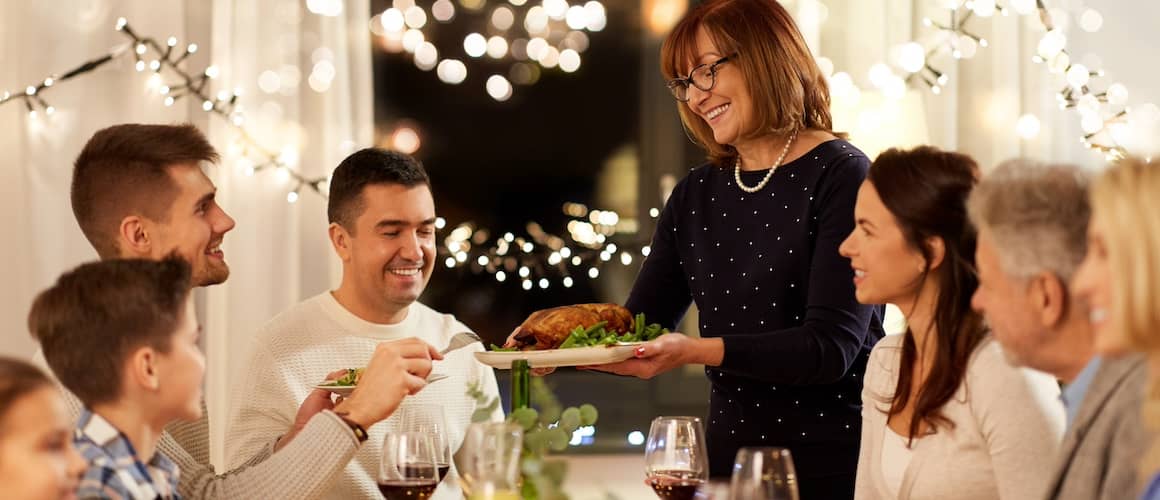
1091, 157, 1160, 479
659, 0, 835, 166
1090, 158, 1160, 352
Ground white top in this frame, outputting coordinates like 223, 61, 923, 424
880, 427, 913, 499
225, 292, 504, 500
854, 335, 1065, 500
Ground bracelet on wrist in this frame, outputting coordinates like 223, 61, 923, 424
333, 411, 369, 443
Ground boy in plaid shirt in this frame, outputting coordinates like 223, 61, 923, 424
31, 257, 200, 500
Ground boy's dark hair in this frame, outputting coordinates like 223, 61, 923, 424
29, 256, 192, 406
327, 148, 430, 232
72, 123, 219, 258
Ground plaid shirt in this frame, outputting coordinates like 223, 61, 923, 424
74, 409, 181, 500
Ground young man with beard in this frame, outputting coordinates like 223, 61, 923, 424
226, 148, 503, 500
34, 123, 438, 499
969, 159, 1151, 500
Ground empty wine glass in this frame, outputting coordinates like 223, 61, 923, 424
730, 447, 798, 500
458, 421, 523, 500
399, 405, 452, 483
379, 431, 439, 500
645, 416, 709, 500
694, 480, 731, 499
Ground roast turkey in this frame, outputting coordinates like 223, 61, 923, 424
511, 303, 634, 350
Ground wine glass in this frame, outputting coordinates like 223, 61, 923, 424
730, 447, 799, 500
693, 480, 731, 499
645, 416, 709, 500
379, 431, 439, 500
458, 421, 523, 500
399, 405, 452, 483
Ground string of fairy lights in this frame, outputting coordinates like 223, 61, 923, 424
825, 0, 1137, 158
0, 18, 327, 203
2, 2, 1149, 287
435, 202, 657, 291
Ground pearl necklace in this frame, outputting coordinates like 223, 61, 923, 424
734, 129, 798, 193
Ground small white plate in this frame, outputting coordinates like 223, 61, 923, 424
315, 384, 356, 397
474, 343, 643, 369
315, 373, 449, 396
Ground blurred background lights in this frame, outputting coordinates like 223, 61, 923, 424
558, 49, 581, 72
381, 8, 405, 32
1016, 114, 1041, 139
566, 5, 589, 30
1079, 9, 1103, 33
402, 29, 425, 53
390, 125, 421, 154
414, 42, 439, 70
432, 0, 456, 21
524, 6, 549, 33
404, 6, 427, 28
543, 0, 568, 20
306, 0, 343, 16
464, 33, 487, 58
486, 75, 513, 101
486, 36, 509, 59
584, 1, 607, 31
436, 59, 468, 84
492, 6, 515, 30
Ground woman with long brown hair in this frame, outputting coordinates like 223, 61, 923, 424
840, 147, 1064, 499
0, 356, 87, 499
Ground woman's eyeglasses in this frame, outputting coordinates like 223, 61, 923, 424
666, 55, 734, 102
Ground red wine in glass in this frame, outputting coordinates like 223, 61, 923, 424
377, 479, 438, 500
648, 470, 706, 500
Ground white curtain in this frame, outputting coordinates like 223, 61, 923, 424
0, 0, 372, 469
813, 0, 1159, 170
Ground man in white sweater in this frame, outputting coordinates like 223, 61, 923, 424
225, 148, 504, 500
968, 159, 1150, 500
36, 123, 438, 499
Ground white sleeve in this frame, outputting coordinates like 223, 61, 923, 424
224, 340, 298, 469
853, 342, 888, 500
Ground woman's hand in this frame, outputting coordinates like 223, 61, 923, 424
581, 333, 723, 379
503, 327, 556, 376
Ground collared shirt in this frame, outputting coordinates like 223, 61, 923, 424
1142, 472, 1160, 500
1061, 356, 1103, 428
74, 409, 181, 500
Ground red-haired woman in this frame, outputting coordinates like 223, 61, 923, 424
588, 0, 885, 495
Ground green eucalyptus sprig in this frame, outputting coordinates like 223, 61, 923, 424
467, 378, 599, 500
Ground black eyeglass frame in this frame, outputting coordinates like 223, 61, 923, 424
666, 54, 736, 102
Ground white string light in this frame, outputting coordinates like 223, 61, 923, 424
435, 202, 661, 290
0, 18, 329, 203
828, 0, 1142, 158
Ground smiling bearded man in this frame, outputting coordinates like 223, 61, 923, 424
225, 148, 503, 500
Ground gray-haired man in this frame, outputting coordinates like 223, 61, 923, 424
968, 159, 1151, 500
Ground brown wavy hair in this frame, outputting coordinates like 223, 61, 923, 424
0, 357, 54, 436
660, 0, 835, 166
870, 146, 986, 441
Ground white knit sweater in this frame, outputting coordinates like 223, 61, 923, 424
225, 292, 504, 500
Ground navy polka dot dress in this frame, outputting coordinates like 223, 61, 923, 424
626, 139, 885, 499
